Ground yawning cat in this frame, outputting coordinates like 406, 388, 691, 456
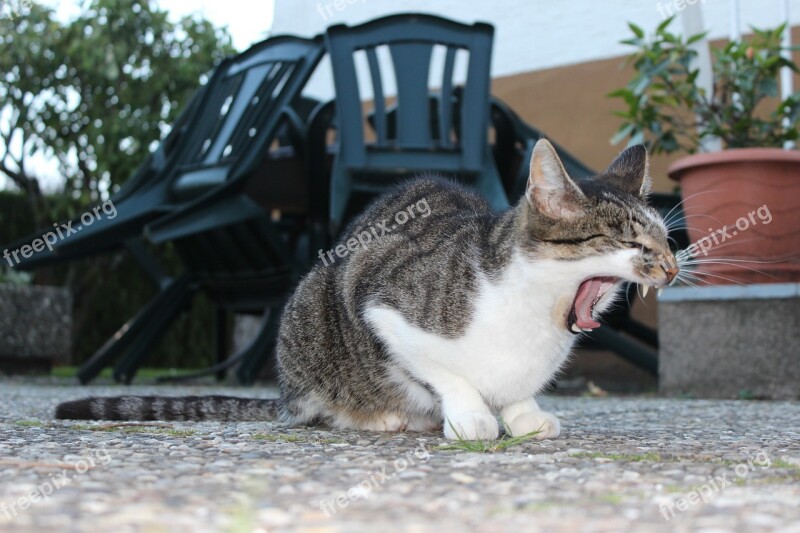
56, 140, 678, 440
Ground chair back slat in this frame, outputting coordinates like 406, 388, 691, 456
326, 14, 495, 174
365, 47, 388, 146
439, 47, 457, 148
185, 74, 245, 163
389, 42, 434, 149
168, 36, 324, 191
203, 64, 275, 162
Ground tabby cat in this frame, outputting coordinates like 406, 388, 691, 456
56, 140, 678, 440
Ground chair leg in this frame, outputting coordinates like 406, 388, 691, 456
475, 160, 510, 211
126, 238, 169, 286
328, 170, 351, 238
583, 326, 659, 376
619, 319, 659, 348
234, 307, 281, 386
214, 307, 229, 381
110, 275, 197, 384
76, 274, 194, 384
309, 220, 330, 267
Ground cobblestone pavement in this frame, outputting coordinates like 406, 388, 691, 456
0, 379, 798, 532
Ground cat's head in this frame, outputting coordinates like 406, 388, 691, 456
518, 139, 678, 334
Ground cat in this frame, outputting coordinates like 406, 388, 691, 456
56, 139, 678, 440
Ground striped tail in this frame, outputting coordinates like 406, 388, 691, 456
55, 395, 282, 422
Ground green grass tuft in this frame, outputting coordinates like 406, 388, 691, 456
15, 420, 43, 427
571, 451, 663, 462
251, 433, 343, 445
437, 419, 542, 453
67, 424, 195, 437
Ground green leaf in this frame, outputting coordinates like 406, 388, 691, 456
628, 22, 645, 39
656, 16, 675, 34
608, 18, 800, 152
607, 88, 631, 98
610, 123, 635, 145
686, 32, 708, 45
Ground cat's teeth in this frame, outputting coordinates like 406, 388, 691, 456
657, 288, 664, 297
581, 327, 594, 333
570, 324, 582, 334
642, 285, 650, 298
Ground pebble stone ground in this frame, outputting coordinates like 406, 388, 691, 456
0, 378, 799, 533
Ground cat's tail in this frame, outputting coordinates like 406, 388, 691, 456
54, 395, 282, 422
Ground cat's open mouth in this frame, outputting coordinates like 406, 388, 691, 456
567, 276, 619, 334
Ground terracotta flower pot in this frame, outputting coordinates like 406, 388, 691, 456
667, 148, 800, 285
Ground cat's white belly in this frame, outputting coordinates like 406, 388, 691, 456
365, 254, 580, 410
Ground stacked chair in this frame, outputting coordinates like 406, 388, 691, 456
7, 35, 325, 384
4, 13, 687, 384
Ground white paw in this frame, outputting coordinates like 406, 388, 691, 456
362, 413, 408, 432
504, 411, 561, 439
444, 410, 500, 441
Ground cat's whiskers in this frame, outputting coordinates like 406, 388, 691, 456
664, 213, 727, 232
679, 269, 749, 285
666, 235, 681, 249
659, 189, 727, 228
673, 272, 710, 289
675, 267, 724, 286
678, 259, 781, 281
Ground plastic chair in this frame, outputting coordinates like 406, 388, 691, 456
75, 35, 325, 384
325, 13, 508, 235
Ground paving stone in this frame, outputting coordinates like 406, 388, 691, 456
0, 379, 798, 532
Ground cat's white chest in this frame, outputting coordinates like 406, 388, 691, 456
365, 254, 579, 409
462, 263, 577, 404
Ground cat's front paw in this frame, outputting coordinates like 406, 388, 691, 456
505, 411, 561, 439
444, 411, 499, 440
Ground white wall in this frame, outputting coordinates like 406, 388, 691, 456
273, 0, 800, 99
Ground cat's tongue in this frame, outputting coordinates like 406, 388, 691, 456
572, 277, 617, 330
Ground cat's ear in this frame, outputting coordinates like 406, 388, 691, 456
601, 145, 651, 197
526, 139, 586, 218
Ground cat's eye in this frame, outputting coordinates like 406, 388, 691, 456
622, 241, 641, 249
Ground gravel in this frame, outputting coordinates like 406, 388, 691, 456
1, 378, 799, 532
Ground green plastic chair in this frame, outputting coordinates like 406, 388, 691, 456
74, 35, 325, 384
325, 14, 509, 236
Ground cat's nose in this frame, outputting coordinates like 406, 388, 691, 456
664, 265, 679, 283
660, 256, 679, 284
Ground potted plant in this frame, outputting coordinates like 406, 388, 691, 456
610, 18, 800, 284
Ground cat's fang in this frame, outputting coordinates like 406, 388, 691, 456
570, 324, 583, 334
642, 285, 650, 297
657, 288, 664, 297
